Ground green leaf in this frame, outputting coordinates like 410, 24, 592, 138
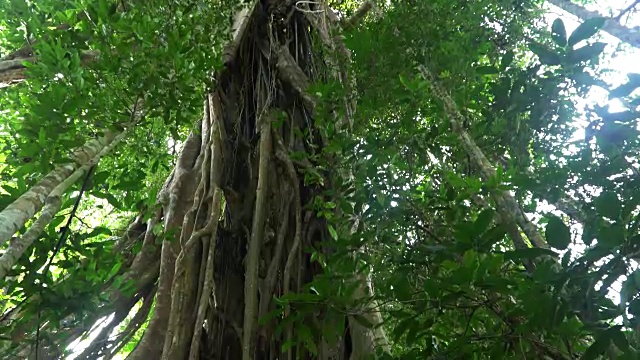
88, 226, 112, 238
545, 215, 571, 250
528, 42, 562, 65
115, 180, 141, 191
567, 42, 606, 64
568, 17, 606, 47
479, 224, 507, 249
476, 66, 499, 75
500, 51, 515, 70
297, 323, 318, 355
92, 171, 110, 187
598, 223, 625, 249
38, 127, 46, 145
152, 223, 163, 236
94, 191, 122, 210
473, 209, 495, 234
609, 326, 629, 352
551, 18, 567, 47
328, 224, 338, 240
392, 317, 414, 341
594, 191, 621, 219
405, 320, 423, 343
628, 298, 640, 317
580, 333, 611, 360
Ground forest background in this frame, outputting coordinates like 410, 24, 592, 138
1, 0, 640, 359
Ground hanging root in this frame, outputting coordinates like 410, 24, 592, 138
273, 130, 303, 360
105, 286, 156, 359
258, 194, 291, 320
189, 187, 223, 360
242, 115, 272, 360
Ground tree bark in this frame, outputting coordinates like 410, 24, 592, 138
125, 1, 386, 357
0, 1, 388, 359
0, 131, 121, 246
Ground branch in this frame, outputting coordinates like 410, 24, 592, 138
340, 1, 374, 30
223, 2, 257, 65
0, 50, 99, 85
418, 65, 549, 250
0, 129, 128, 281
614, 0, 640, 21
276, 45, 316, 109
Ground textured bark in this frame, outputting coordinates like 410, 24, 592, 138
130, 1, 384, 358
0, 131, 119, 246
2, 2, 388, 359
0, 50, 99, 85
547, 0, 640, 48
0, 130, 128, 280
128, 131, 202, 360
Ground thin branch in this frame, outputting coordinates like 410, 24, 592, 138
614, 0, 640, 21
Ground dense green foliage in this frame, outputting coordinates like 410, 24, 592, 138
1, 0, 640, 358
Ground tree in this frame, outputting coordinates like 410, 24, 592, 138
1, 0, 387, 358
2, 0, 640, 359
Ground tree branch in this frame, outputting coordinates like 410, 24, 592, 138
418, 64, 550, 250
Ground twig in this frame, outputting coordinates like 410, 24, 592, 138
614, 0, 640, 21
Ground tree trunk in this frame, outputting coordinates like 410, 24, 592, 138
547, 0, 640, 48
121, 2, 385, 359
0, 1, 388, 359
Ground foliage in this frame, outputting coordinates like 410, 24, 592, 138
0, 0, 639, 358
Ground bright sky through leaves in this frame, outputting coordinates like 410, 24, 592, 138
539, 0, 640, 307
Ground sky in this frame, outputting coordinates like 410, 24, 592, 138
66, 1, 640, 358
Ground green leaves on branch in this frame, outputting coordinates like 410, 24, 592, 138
581, 326, 629, 360
530, 18, 607, 67
528, 40, 606, 66
528, 42, 562, 65
567, 42, 607, 64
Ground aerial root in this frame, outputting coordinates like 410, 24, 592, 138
242, 116, 272, 360
189, 187, 223, 360
105, 285, 156, 359
272, 130, 303, 360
